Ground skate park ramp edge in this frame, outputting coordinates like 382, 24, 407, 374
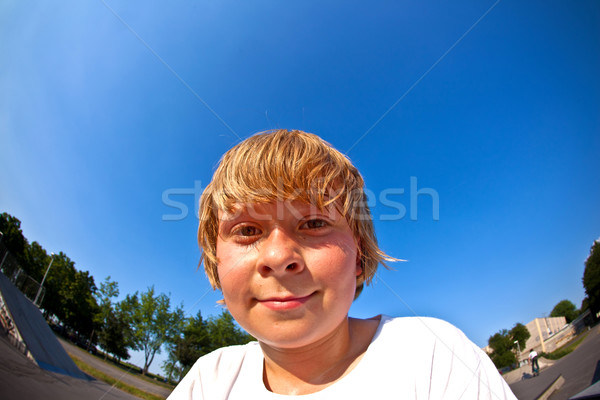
0, 271, 88, 380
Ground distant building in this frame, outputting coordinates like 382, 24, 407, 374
484, 313, 592, 365
519, 316, 575, 362
483, 316, 574, 364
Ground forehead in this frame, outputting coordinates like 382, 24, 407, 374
217, 200, 340, 223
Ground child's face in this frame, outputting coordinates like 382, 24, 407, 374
216, 199, 361, 349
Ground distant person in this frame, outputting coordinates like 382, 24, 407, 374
529, 349, 540, 375
168, 130, 517, 399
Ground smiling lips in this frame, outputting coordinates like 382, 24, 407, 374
258, 293, 314, 311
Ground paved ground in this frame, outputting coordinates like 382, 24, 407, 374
0, 334, 140, 400
510, 324, 600, 400
503, 358, 556, 385
60, 337, 173, 399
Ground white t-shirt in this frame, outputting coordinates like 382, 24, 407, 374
168, 315, 516, 399
529, 350, 538, 360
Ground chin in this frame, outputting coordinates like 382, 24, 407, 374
256, 315, 349, 350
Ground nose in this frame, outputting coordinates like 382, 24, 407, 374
257, 227, 304, 277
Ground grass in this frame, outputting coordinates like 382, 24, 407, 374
70, 355, 166, 400
95, 352, 174, 390
130, 370, 174, 390
541, 331, 590, 360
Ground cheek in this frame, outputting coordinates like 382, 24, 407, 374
320, 250, 359, 307
216, 241, 255, 301
217, 265, 245, 315
316, 243, 359, 282
217, 260, 240, 293
216, 242, 241, 293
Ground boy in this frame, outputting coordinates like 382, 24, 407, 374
529, 349, 540, 376
169, 129, 516, 399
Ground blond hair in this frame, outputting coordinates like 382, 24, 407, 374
198, 129, 394, 299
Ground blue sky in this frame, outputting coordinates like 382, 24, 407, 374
1, 0, 599, 375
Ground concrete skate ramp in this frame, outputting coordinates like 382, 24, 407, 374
0, 271, 88, 379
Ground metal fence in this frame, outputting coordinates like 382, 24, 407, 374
0, 243, 45, 306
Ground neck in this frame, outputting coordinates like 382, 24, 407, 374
259, 317, 377, 395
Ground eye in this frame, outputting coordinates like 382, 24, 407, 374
300, 218, 328, 230
228, 224, 262, 245
235, 225, 261, 237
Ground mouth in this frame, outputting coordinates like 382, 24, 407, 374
257, 293, 314, 311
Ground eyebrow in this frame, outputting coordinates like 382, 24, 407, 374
218, 204, 274, 223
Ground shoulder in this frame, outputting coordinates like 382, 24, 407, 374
379, 315, 469, 341
379, 315, 483, 359
372, 316, 516, 399
192, 341, 261, 382
367, 315, 481, 372
198, 341, 259, 368
168, 342, 260, 400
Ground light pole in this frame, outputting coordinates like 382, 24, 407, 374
514, 340, 521, 365
34, 253, 54, 306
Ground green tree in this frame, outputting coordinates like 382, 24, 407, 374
40, 252, 74, 320
94, 277, 131, 360
0, 213, 38, 284
96, 276, 119, 322
39, 252, 99, 337
509, 323, 530, 353
25, 241, 56, 282
205, 311, 254, 350
23, 241, 51, 298
161, 359, 184, 384
60, 269, 100, 337
581, 297, 589, 312
583, 240, 600, 320
122, 286, 184, 375
0, 213, 29, 268
550, 299, 579, 323
101, 307, 132, 361
1, 212, 99, 338
488, 329, 517, 369
163, 311, 211, 382
163, 310, 254, 382
176, 311, 210, 367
